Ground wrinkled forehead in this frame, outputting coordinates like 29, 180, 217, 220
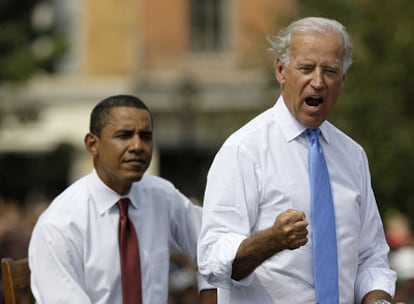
290, 31, 345, 62
291, 29, 344, 45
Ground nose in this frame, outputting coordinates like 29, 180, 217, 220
311, 70, 325, 90
130, 134, 142, 151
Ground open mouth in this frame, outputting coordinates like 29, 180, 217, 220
305, 96, 323, 107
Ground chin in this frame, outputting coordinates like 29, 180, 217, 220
125, 171, 144, 183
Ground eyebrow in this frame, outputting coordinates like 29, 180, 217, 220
113, 127, 153, 135
296, 62, 342, 73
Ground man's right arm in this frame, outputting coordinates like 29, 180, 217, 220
198, 145, 308, 287
231, 209, 308, 280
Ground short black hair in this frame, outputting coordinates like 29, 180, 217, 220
89, 94, 152, 136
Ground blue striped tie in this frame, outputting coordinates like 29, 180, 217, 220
307, 129, 339, 304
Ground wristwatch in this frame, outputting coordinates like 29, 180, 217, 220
372, 300, 391, 304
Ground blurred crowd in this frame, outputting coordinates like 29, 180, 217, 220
0, 196, 413, 303
0, 196, 48, 304
386, 212, 414, 303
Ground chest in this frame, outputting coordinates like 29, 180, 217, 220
253, 138, 362, 235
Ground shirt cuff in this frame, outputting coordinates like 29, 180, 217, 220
196, 272, 216, 291
199, 232, 255, 288
355, 268, 397, 303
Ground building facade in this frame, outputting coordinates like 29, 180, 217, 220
0, 0, 296, 201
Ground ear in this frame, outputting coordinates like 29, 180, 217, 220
84, 133, 99, 156
275, 58, 286, 85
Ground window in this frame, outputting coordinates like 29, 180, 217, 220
190, 0, 225, 53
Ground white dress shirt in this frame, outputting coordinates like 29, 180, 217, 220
198, 96, 396, 304
29, 170, 208, 303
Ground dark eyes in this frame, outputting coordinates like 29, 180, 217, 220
141, 132, 153, 140
115, 131, 133, 138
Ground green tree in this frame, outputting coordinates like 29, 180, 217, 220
0, 0, 67, 125
0, 0, 67, 83
297, 0, 414, 219
0, 0, 69, 201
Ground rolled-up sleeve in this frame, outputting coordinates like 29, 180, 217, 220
198, 144, 260, 288
354, 152, 396, 302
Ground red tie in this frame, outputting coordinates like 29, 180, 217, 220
118, 198, 142, 304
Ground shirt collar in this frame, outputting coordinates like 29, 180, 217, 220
318, 123, 331, 144
274, 95, 331, 144
88, 170, 138, 215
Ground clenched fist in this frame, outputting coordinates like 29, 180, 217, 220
271, 208, 309, 250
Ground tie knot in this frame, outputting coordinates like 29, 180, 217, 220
117, 198, 130, 217
306, 128, 320, 142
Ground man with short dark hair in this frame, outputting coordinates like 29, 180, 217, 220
29, 95, 216, 303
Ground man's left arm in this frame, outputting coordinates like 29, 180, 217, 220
355, 152, 397, 302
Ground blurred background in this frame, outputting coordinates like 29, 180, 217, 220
0, 0, 413, 303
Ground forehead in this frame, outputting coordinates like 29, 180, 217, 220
105, 106, 152, 129
290, 31, 344, 63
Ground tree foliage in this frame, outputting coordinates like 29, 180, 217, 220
0, 1, 70, 202
0, 0, 67, 84
297, 0, 414, 219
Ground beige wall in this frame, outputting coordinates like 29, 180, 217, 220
1, 0, 298, 153
84, 0, 141, 76
237, 0, 297, 67
142, 0, 189, 69
81, 0, 297, 75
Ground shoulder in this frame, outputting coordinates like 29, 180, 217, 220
131, 174, 198, 214
325, 121, 365, 153
35, 175, 91, 228
323, 122, 368, 168
131, 174, 184, 203
134, 174, 176, 192
225, 107, 276, 146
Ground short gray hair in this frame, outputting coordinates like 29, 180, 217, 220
268, 17, 353, 72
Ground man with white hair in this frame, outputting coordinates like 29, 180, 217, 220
198, 17, 396, 304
